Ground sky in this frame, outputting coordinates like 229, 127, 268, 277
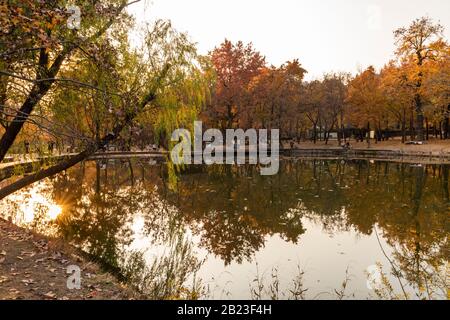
127, 0, 450, 80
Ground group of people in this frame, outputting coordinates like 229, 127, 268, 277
22, 141, 56, 154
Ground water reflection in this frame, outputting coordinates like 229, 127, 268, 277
0, 159, 448, 299
1, 183, 63, 235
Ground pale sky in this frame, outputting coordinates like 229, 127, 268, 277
128, 0, 450, 80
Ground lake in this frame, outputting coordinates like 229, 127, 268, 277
0, 158, 448, 299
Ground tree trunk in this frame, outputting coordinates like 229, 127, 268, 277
0, 47, 73, 163
401, 122, 406, 144
226, 104, 234, 129
413, 55, 425, 142
444, 104, 450, 140
0, 147, 96, 200
410, 110, 415, 141
313, 124, 317, 144
0, 85, 49, 161
401, 108, 406, 144
319, 122, 322, 142
414, 93, 425, 141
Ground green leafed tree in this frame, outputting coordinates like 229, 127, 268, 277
0, 1, 210, 199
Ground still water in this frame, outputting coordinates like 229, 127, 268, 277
0, 159, 448, 299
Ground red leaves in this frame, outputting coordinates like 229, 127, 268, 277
209, 40, 266, 128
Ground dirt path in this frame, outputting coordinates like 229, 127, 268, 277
0, 218, 136, 300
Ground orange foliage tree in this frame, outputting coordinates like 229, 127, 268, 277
346, 66, 386, 144
394, 17, 446, 141
206, 40, 265, 130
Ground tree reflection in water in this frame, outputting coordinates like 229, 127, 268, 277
0, 159, 448, 299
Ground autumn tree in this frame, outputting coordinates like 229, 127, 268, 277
249, 60, 306, 137
0, 5, 209, 200
301, 80, 325, 144
0, 0, 144, 161
380, 61, 416, 143
207, 40, 265, 130
422, 43, 450, 139
346, 66, 386, 145
321, 73, 348, 144
394, 17, 446, 141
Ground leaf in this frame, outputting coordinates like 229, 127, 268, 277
21, 279, 35, 286
44, 291, 57, 300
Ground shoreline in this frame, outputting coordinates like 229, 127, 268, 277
282, 149, 450, 164
281, 139, 450, 164
0, 218, 137, 300
1, 140, 450, 183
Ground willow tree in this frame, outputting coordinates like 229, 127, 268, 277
0, 0, 145, 161
0, 8, 209, 200
394, 17, 446, 141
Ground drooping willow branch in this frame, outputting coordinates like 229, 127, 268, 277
0, 71, 125, 98
0, 63, 170, 200
0, 106, 92, 143
0, 0, 142, 163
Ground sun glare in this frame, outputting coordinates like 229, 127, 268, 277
47, 204, 63, 220
17, 189, 63, 223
